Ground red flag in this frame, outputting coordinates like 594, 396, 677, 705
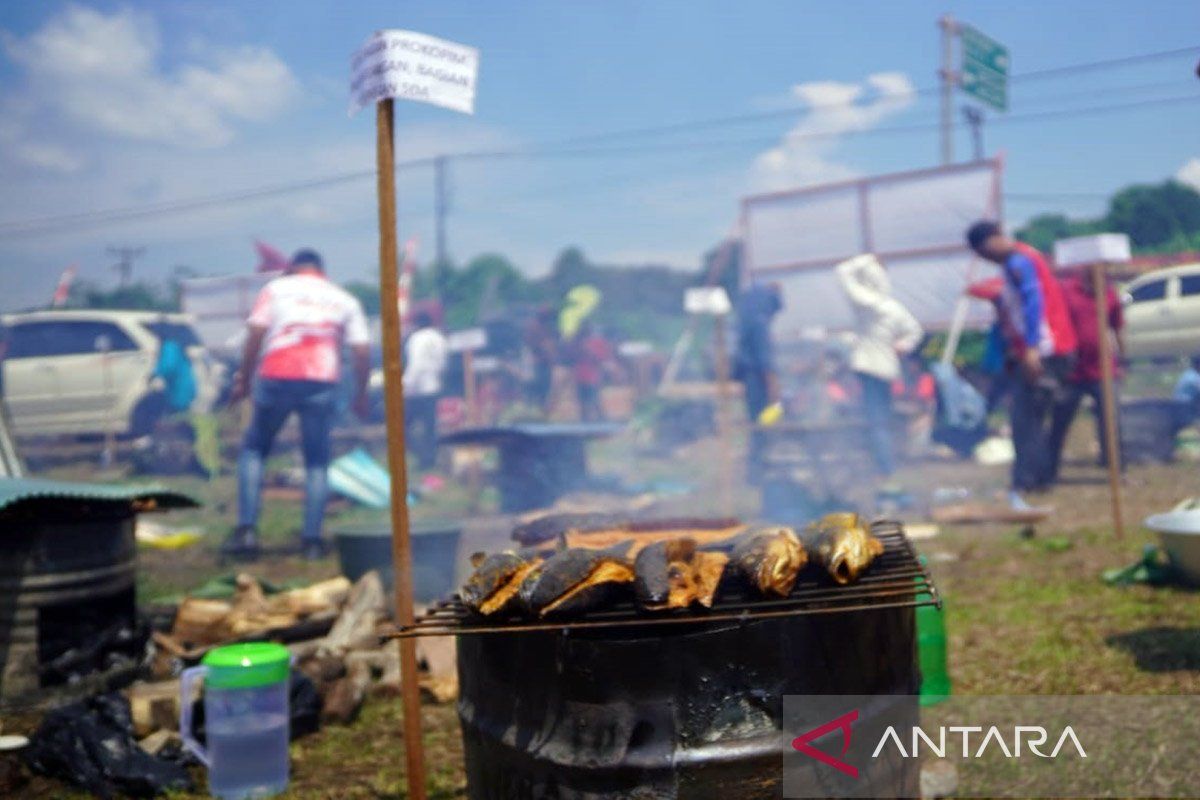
51, 265, 77, 307
254, 240, 288, 273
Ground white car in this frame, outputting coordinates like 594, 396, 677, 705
1, 310, 221, 437
1122, 263, 1200, 359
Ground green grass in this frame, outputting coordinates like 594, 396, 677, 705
17, 419, 1200, 797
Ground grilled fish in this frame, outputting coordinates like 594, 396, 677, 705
511, 511, 623, 545
517, 547, 636, 618
634, 538, 730, 610
564, 521, 747, 558
461, 551, 541, 617
806, 513, 884, 585
727, 526, 807, 597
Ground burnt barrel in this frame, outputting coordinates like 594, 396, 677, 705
457, 607, 919, 799
0, 500, 138, 708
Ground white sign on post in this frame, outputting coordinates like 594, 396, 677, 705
1054, 233, 1132, 269
448, 327, 487, 353
350, 30, 479, 116
684, 286, 732, 316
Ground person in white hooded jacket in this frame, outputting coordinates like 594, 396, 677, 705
836, 254, 924, 476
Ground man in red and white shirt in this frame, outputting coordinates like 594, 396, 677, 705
226, 249, 370, 560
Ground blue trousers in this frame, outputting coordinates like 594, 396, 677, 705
237, 378, 336, 542
858, 372, 896, 477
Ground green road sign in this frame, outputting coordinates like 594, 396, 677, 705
960, 23, 1008, 112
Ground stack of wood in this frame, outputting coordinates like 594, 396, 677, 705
131, 571, 457, 749
163, 574, 352, 651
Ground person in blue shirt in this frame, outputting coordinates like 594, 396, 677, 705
735, 283, 783, 484
735, 283, 783, 422
1174, 355, 1200, 425
152, 331, 197, 413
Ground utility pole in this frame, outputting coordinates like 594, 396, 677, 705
938, 14, 957, 165
434, 155, 449, 301
107, 246, 145, 287
963, 106, 984, 161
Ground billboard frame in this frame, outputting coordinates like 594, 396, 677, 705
740, 156, 1005, 278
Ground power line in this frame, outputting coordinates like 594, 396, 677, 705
3, 92, 1196, 237
492, 44, 1200, 149
1, 92, 1194, 239
461, 93, 1200, 159
0, 46, 1196, 238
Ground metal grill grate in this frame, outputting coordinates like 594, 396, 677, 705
387, 520, 939, 639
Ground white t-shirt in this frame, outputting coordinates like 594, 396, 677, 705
248, 270, 369, 383
403, 327, 448, 396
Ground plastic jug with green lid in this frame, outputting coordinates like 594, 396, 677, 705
181, 642, 291, 799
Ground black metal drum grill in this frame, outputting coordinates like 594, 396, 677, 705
0, 480, 195, 710
393, 521, 936, 800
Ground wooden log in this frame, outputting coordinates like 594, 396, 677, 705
126, 679, 180, 738
419, 673, 459, 704
321, 658, 372, 725
171, 598, 232, 647
373, 642, 403, 698
299, 653, 346, 686
231, 573, 269, 615
346, 649, 389, 678
929, 503, 1051, 525
275, 576, 351, 617
415, 636, 456, 681
415, 635, 458, 703
287, 639, 324, 664
138, 730, 182, 757
323, 572, 384, 655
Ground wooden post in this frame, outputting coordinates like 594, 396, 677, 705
712, 316, 734, 517
374, 98, 428, 800
462, 347, 482, 507
1091, 261, 1125, 541
463, 348, 476, 424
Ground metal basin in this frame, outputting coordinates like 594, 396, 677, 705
332, 522, 461, 603
1145, 499, 1200, 583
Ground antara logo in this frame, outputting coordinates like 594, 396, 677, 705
791, 709, 860, 778
872, 725, 1088, 759
791, 710, 1087, 780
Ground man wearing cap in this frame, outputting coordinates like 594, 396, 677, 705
965, 221, 1077, 497
225, 249, 371, 560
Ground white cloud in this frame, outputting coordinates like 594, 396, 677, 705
0, 3, 298, 162
1178, 158, 1200, 191
751, 72, 916, 192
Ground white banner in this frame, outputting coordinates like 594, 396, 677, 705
742, 159, 1003, 332
448, 327, 487, 353
350, 30, 478, 116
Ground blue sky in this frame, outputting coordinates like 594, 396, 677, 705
0, 0, 1197, 311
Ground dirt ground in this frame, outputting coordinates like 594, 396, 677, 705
10, 414, 1200, 797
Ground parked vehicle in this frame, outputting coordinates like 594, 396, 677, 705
0, 310, 222, 437
1123, 263, 1200, 359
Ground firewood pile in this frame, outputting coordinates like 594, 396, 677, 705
127, 571, 457, 749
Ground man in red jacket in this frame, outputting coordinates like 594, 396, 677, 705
1046, 268, 1125, 480
967, 221, 1078, 494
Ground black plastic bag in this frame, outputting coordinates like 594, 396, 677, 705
22, 693, 193, 799
188, 669, 321, 745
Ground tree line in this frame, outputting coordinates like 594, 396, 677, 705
58, 177, 1200, 346
1016, 179, 1200, 255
